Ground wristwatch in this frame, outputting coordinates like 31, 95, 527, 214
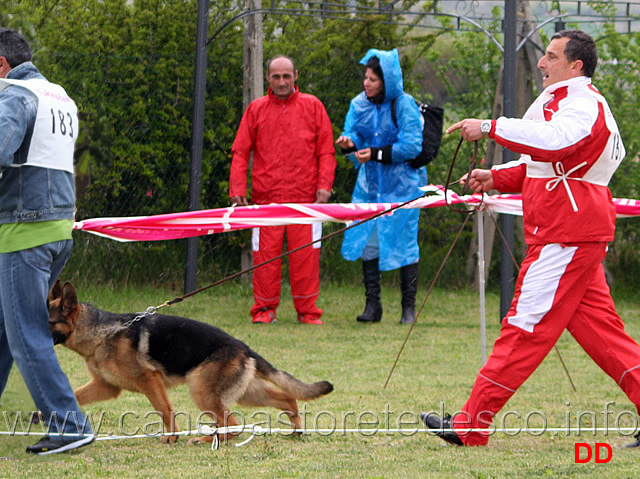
480, 120, 492, 137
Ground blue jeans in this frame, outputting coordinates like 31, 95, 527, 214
0, 240, 92, 438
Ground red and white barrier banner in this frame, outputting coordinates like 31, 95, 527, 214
73, 185, 640, 242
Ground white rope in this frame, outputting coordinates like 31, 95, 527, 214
2, 426, 638, 437
3, 425, 638, 449
545, 160, 588, 212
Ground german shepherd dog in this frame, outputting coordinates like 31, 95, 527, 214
48, 281, 333, 444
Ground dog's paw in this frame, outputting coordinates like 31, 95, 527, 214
161, 434, 179, 444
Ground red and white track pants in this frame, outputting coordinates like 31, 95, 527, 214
250, 223, 323, 318
454, 242, 640, 446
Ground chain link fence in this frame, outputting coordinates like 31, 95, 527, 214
47, 41, 477, 292
49, 48, 353, 289
56, 49, 208, 289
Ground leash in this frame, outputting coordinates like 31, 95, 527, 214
130, 193, 429, 321
443, 138, 479, 214
132, 139, 478, 324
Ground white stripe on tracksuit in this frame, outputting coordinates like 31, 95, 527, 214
507, 244, 577, 333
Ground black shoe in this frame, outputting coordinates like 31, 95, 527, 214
623, 431, 640, 448
421, 412, 463, 446
26, 435, 95, 455
357, 300, 382, 322
400, 305, 415, 324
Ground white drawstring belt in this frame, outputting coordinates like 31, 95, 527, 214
545, 161, 588, 212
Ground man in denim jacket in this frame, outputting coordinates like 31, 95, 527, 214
0, 28, 94, 455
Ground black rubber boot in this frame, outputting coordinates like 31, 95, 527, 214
357, 259, 382, 322
400, 262, 418, 324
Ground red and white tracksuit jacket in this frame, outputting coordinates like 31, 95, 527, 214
230, 87, 336, 318
453, 77, 640, 445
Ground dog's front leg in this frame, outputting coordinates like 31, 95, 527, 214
75, 378, 122, 405
136, 371, 178, 444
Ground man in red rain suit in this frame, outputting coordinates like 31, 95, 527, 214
230, 55, 336, 325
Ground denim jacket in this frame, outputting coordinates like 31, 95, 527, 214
0, 62, 76, 224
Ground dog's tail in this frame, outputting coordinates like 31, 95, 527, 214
252, 352, 333, 400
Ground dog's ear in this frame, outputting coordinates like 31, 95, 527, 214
50, 280, 63, 301
62, 281, 79, 316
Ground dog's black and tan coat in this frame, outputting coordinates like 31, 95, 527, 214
48, 282, 333, 444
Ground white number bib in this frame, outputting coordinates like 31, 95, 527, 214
0, 78, 77, 174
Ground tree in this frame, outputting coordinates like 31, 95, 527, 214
1, 0, 245, 283
2, 0, 639, 289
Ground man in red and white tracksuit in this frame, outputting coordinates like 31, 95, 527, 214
229, 55, 336, 325
423, 30, 640, 447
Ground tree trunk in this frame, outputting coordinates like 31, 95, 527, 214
241, 0, 264, 280
243, 0, 264, 110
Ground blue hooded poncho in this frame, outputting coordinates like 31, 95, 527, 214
340, 48, 427, 271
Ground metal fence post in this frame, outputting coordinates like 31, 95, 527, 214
499, 0, 517, 319
185, 0, 210, 294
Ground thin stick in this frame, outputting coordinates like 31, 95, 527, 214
554, 344, 578, 392
384, 213, 473, 389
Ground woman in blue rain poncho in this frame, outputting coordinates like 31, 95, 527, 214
336, 48, 427, 324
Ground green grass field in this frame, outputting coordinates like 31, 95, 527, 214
1, 280, 640, 477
